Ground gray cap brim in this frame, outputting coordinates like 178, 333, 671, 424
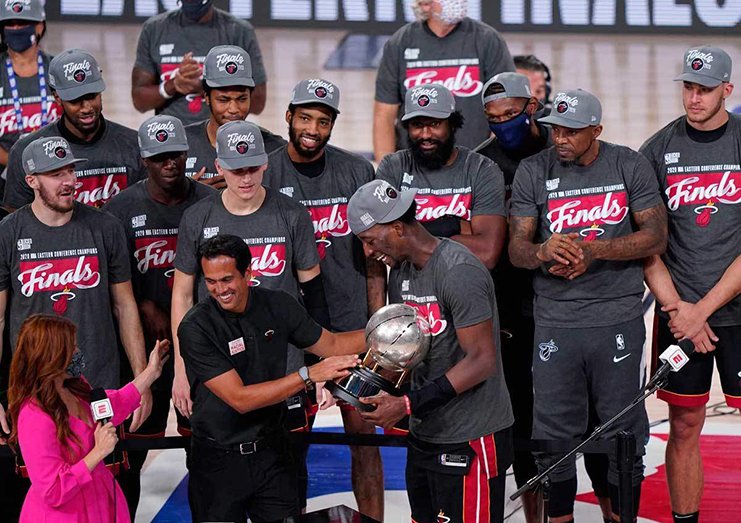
140, 143, 189, 159
401, 109, 452, 122
291, 99, 340, 115
205, 77, 256, 89
32, 157, 87, 175
673, 73, 722, 88
483, 94, 545, 113
0, 13, 44, 22
353, 188, 418, 234
218, 152, 268, 170
537, 114, 590, 129
53, 78, 106, 101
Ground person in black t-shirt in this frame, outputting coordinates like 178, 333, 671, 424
3, 49, 146, 210
179, 234, 363, 523
184, 45, 285, 188
103, 114, 215, 520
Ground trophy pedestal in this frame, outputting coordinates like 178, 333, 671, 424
324, 366, 399, 412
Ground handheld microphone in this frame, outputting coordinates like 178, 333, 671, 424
647, 338, 695, 389
90, 388, 114, 425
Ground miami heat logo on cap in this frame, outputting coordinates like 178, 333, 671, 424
73, 69, 87, 83
691, 58, 704, 71
225, 62, 238, 75
556, 101, 569, 113
386, 187, 397, 199
314, 86, 328, 99
11, 2, 23, 12
54, 147, 67, 159
155, 130, 169, 142
236, 142, 249, 154
417, 95, 430, 107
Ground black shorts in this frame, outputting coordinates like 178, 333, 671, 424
406, 428, 513, 523
189, 437, 299, 523
656, 315, 741, 408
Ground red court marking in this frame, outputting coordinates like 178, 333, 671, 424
576, 434, 741, 522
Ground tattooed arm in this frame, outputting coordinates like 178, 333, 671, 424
508, 216, 583, 270
551, 203, 667, 280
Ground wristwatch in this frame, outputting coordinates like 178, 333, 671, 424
159, 81, 173, 100
298, 366, 314, 391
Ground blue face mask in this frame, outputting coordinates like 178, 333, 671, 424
65, 350, 86, 379
488, 106, 532, 151
180, 0, 212, 22
3, 25, 37, 53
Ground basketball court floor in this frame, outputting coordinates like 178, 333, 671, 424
40, 23, 741, 523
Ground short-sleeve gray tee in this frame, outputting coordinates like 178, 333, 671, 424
388, 238, 513, 444
134, 8, 267, 125
376, 147, 505, 222
640, 114, 741, 327
184, 119, 286, 180
0, 204, 131, 389
510, 142, 663, 327
375, 18, 514, 151
264, 145, 374, 332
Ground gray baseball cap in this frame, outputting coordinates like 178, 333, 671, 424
482, 72, 544, 112
48, 49, 106, 101
290, 78, 341, 114
348, 180, 418, 235
401, 84, 456, 122
22, 136, 87, 176
138, 115, 189, 158
203, 45, 254, 89
0, 0, 45, 21
215, 120, 267, 170
539, 89, 602, 129
674, 46, 732, 87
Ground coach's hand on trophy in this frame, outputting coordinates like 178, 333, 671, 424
174, 52, 203, 95
309, 355, 362, 383
358, 391, 406, 429
537, 232, 583, 266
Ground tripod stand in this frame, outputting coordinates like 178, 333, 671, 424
511, 374, 669, 523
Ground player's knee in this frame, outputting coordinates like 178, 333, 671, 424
668, 405, 705, 441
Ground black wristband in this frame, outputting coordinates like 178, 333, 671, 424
421, 217, 462, 238
299, 275, 331, 330
406, 374, 457, 417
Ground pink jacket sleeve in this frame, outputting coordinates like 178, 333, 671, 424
104, 382, 142, 426
17, 403, 93, 508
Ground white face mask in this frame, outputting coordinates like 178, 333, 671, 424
433, 0, 468, 25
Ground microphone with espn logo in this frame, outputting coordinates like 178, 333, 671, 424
90, 388, 114, 425
647, 338, 695, 389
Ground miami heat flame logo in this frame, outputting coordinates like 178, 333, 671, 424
225, 62, 238, 75
52, 287, 76, 316
580, 223, 605, 242
691, 58, 704, 71
55, 147, 66, 159
73, 69, 86, 83
694, 200, 717, 227
155, 130, 169, 142
417, 95, 430, 107
236, 141, 249, 154
314, 86, 327, 98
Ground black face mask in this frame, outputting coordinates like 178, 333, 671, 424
3, 25, 37, 53
65, 350, 86, 379
180, 0, 212, 22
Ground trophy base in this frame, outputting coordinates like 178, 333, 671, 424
324, 366, 399, 412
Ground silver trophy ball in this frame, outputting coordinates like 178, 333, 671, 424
365, 303, 431, 372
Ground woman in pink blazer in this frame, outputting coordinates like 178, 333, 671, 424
6, 314, 169, 523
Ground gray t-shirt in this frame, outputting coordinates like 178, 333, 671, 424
640, 114, 741, 327
375, 18, 514, 151
102, 178, 216, 314
510, 142, 663, 327
3, 118, 147, 209
175, 188, 321, 372
184, 119, 286, 180
0, 203, 131, 389
388, 238, 513, 444
134, 8, 267, 126
0, 51, 61, 163
376, 147, 505, 222
264, 145, 374, 332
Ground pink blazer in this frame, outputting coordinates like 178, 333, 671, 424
17, 383, 141, 523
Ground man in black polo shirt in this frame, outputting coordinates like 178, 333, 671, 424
3, 49, 146, 210
179, 234, 363, 523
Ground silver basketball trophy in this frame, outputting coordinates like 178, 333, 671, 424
325, 304, 431, 412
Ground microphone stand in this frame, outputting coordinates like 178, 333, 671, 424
511, 374, 670, 523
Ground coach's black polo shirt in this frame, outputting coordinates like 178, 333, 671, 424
178, 287, 323, 446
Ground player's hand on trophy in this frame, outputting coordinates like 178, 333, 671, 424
359, 391, 407, 429
537, 232, 583, 266
309, 355, 361, 383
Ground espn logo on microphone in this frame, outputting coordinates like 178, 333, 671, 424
660, 345, 690, 372
91, 399, 113, 421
